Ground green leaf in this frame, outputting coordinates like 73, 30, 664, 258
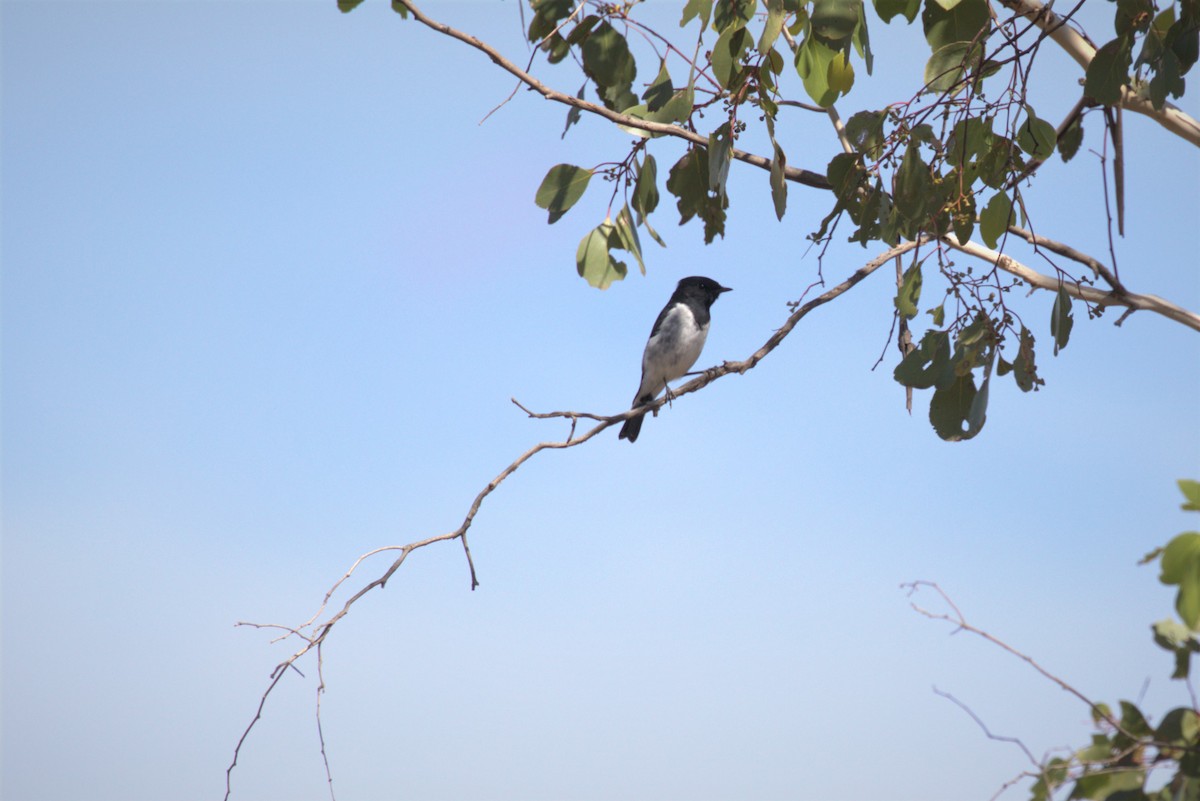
575, 222, 627, 289
1180, 479, 1200, 512
1051, 284, 1074, 355
1017, 105, 1057, 160
965, 346, 994, 436
611, 205, 646, 275
827, 49, 855, 95
872, 0, 920, 23
795, 36, 841, 107
759, 0, 786, 53
929, 373, 978, 441
1072, 768, 1145, 798
535, 164, 594, 224
643, 62, 674, 112
977, 134, 1021, 188
561, 84, 586, 139
527, 0, 573, 40
979, 191, 1013, 248
681, 0, 714, 28
924, 41, 983, 93
1156, 707, 1200, 744
951, 189, 975, 245
712, 26, 752, 88
1119, 700, 1154, 739
388, 0, 409, 18
1059, 115, 1084, 162
1168, 16, 1199, 75
852, 0, 873, 74
666, 147, 727, 243
1162, 533, 1200, 585
713, 0, 756, 32
927, 304, 945, 327
893, 143, 932, 226
826, 152, 866, 202
922, 0, 989, 50
581, 23, 638, 111
811, 0, 860, 46
894, 329, 952, 389
895, 262, 922, 319
1149, 48, 1186, 110
657, 85, 696, 125
708, 122, 733, 200
1085, 36, 1133, 105
338, 0, 367, 12
845, 110, 887, 158
769, 142, 788, 220
1011, 326, 1042, 392
633, 154, 660, 224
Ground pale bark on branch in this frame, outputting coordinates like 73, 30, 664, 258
997, 0, 1200, 146
943, 234, 1200, 332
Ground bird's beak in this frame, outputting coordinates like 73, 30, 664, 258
718, 284, 732, 293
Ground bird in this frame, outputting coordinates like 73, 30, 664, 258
618, 276, 731, 443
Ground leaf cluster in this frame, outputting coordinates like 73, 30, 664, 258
347, 0, 1197, 440
1029, 481, 1200, 801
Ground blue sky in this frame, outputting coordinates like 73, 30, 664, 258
3, 2, 1199, 800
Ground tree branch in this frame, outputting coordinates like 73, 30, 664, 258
996, 0, 1200, 147
904, 581, 1132, 738
941, 234, 1200, 332
393, 0, 831, 190
225, 239, 920, 799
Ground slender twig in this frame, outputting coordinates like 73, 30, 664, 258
904, 581, 1133, 739
225, 240, 921, 800
995, 0, 1200, 146
1005, 224, 1124, 294
941, 234, 1200, 332
933, 687, 1040, 768
392, 0, 831, 190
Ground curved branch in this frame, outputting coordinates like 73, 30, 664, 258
997, 0, 1200, 147
393, 0, 832, 190
225, 239, 919, 799
942, 234, 1200, 332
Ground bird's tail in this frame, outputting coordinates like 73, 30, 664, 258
618, 412, 644, 443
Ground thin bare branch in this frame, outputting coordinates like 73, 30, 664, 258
225, 240, 920, 799
933, 687, 1040, 768
393, 0, 831, 190
904, 581, 1131, 739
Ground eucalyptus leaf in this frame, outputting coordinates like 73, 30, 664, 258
1180, 479, 1200, 512
1059, 115, 1084, 162
535, 164, 594, 224
929, 373, 978, 441
643, 62, 674, 112
894, 262, 922, 319
576, 222, 627, 289
1016, 105, 1057, 159
769, 142, 788, 220
681, 0, 714, 28
1051, 284, 1074, 355
1085, 36, 1133, 104
922, 0, 989, 50
708, 122, 733, 200
633, 154, 660, 223
924, 41, 982, 93
979, 191, 1013, 248
894, 329, 952, 389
